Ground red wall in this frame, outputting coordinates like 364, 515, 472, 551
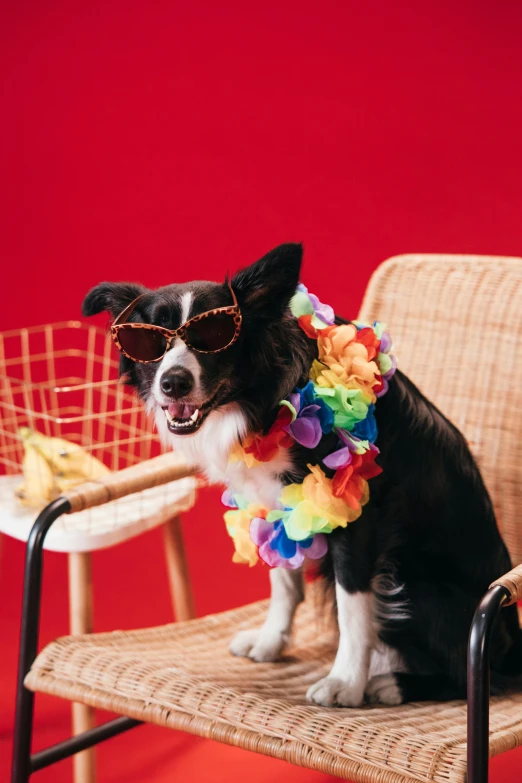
1, 2, 522, 780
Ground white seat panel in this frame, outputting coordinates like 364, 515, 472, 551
0, 473, 196, 552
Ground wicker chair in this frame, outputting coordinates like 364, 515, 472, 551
11, 254, 522, 783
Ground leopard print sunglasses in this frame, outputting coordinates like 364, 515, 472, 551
111, 284, 242, 363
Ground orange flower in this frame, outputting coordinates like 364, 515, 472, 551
243, 406, 294, 463
312, 324, 380, 399
332, 466, 367, 509
297, 314, 319, 339
332, 450, 382, 507
355, 326, 380, 361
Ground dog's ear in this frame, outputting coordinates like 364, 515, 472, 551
82, 282, 147, 318
231, 243, 303, 316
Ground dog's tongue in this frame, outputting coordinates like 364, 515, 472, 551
168, 402, 197, 419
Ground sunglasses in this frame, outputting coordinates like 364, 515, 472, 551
111, 284, 242, 363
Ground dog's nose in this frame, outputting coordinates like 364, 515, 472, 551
160, 368, 194, 398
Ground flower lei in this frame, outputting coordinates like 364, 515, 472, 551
222, 284, 397, 569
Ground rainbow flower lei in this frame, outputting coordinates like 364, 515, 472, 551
222, 284, 397, 569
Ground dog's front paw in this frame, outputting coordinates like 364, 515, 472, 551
306, 676, 365, 707
365, 674, 403, 706
229, 627, 288, 662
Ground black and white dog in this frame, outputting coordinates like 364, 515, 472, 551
83, 243, 522, 707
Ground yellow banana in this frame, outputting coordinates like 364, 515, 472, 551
16, 428, 110, 508
16, 441, 58, 507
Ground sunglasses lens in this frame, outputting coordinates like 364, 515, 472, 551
184, 312, 237, 352
117, 325, 167, 362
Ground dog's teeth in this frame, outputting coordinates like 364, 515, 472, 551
164, 406, 200, 429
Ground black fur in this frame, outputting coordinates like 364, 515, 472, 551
321, 369, 521, 700
82, 243, 522, 702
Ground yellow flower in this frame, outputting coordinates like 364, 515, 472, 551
224, 508, 260, 566
229, 441, 260, 468
303, 464, 359, 524
311, 324, 380, 401
280, 464, 362, 541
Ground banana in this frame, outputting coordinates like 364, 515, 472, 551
16, 428, 110, 508
15, 442, 58, 507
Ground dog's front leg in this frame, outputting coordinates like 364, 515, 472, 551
230, 567, 304, 662
307, 582, 374, 707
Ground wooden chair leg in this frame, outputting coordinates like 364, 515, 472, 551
162, 513, 196, 621
68, 552, 96, 783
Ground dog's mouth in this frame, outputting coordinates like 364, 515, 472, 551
162, 402, 206, 434
161, 384, 228, 435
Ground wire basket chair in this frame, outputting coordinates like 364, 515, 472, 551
0, 320, 195, 551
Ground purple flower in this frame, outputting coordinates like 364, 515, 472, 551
375, 355, 397, 397
382, 353, 398, 379
374, 326, 397, 396
287, 406, 323, 448
323, 446, 352, 470
295, 283, 335, 326
250, 517, 328, 569
221, 489, 238, 508
323, 428, 380, 470
308, 292, 335, 326
379, 331, 392, 353
337, 428, 367, 451
284, 381, 334, 449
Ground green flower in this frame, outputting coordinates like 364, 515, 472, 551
313, 384, 371, 430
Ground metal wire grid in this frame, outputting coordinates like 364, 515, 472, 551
0, 321, 195, 547
0, 320, 160, 476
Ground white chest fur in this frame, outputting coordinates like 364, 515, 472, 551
154, 402, 292, 507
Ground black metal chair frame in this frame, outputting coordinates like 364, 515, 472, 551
10, 498, 511, 783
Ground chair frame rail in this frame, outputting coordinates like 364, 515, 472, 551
10, 500, 513, 783
10, 499, 142, 782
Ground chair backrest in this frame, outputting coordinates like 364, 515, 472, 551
358, 254, 522, 566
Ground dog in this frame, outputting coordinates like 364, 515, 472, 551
82, 242, 522, 707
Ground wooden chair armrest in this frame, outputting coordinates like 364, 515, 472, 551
62, 452, 198, 513
489, 564, 522, 606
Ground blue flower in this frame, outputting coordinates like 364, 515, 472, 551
352, 405, 378, 442
270, 520, 300, 558
250, 516, 329, 569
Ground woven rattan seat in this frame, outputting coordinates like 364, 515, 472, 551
25, 593, 522, 783
22, 255, 522, 782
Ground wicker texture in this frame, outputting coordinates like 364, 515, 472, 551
359, 254, 522, 565
26, 255, 522, 782
25, 592, 522, 783
491, 564, 522, 606
63, 452, 196, 513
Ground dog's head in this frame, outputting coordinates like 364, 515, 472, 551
83, 244, 316, 453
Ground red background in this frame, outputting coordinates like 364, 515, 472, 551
1, 1, 522, 780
